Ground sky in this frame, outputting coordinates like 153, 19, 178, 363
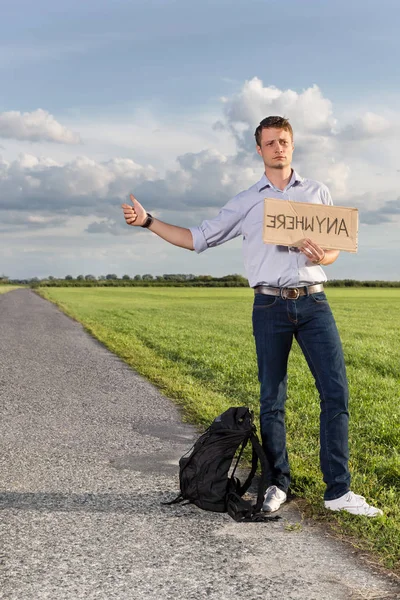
1, 0, 399, 280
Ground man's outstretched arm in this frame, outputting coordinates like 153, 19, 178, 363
121, 194, 194, 251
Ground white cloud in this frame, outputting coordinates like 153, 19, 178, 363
1, 81, 400, 279
0, 153, 156, 209
58, 109, 236, 174
0, 148, 255, 231
216, 77, 400, 201
0, 109, 81, 144
339, 112, 392, 141
220, 78, 336, 152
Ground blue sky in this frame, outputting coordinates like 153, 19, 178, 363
0, 0, 399, 280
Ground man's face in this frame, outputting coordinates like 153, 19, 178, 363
256, 128, 294, 170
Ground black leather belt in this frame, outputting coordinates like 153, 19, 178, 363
254, 283, 324, 300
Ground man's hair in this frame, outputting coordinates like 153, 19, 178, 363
254, 116, 293, 146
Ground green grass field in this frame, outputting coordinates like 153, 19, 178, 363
0, 285, 20, 294
38, 286, 400, 570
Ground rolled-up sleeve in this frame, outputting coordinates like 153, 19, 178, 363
189, 197, 243, 254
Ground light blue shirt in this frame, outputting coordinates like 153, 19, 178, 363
189, 170, 334, 288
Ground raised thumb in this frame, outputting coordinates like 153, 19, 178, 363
130, 193, 140, 209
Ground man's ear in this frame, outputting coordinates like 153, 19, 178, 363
256, 145, 262, 157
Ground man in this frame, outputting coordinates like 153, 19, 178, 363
121, 115, 382, 517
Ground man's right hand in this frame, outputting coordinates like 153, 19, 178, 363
121, 194, 147, 226
121, 193, 194, 250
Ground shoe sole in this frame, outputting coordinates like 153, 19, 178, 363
325, 506, 383, 517
262, 501, 286, 513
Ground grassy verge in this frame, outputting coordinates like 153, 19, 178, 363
0, 285, 21, 294
38, 286, 400, 571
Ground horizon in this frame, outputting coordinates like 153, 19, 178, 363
3, 274, 400, 284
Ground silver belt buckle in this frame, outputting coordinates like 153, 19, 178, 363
281, 287, 300, 300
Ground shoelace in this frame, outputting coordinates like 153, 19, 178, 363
347, 492, 366, 505
265, 486, 279, 499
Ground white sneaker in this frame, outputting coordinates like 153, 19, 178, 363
324, 491, 383, 517
262, 485, 287, 513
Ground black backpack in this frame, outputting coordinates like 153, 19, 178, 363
166, 407, 280, 522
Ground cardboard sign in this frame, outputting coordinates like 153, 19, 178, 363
263, 198, 358, 252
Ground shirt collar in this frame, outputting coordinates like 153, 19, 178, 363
257, 169, 304, 192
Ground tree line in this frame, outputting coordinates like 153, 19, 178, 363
1, 274, 399, 288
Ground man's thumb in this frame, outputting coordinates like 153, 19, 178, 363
130, 193, 140, 209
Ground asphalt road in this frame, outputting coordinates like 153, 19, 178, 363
0, 289, 399, 600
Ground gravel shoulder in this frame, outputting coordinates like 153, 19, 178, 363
0, 289, 399, 600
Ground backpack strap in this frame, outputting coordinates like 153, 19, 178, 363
232, 432, 273, 517
227, 432, 280, 522
236, 433, 269, 507
226, 492, 281, 522
249, 433, 271, 514
161, 494, 191, 506
230, 433, 251, 482
236, 440, 259, 496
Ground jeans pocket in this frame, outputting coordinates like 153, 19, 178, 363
253, 294, 278, 309
310, 292, 328, 304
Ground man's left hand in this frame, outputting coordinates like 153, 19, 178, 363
299, 238, 326, 265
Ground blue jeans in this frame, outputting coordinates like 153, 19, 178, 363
252, 291, 350, 501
